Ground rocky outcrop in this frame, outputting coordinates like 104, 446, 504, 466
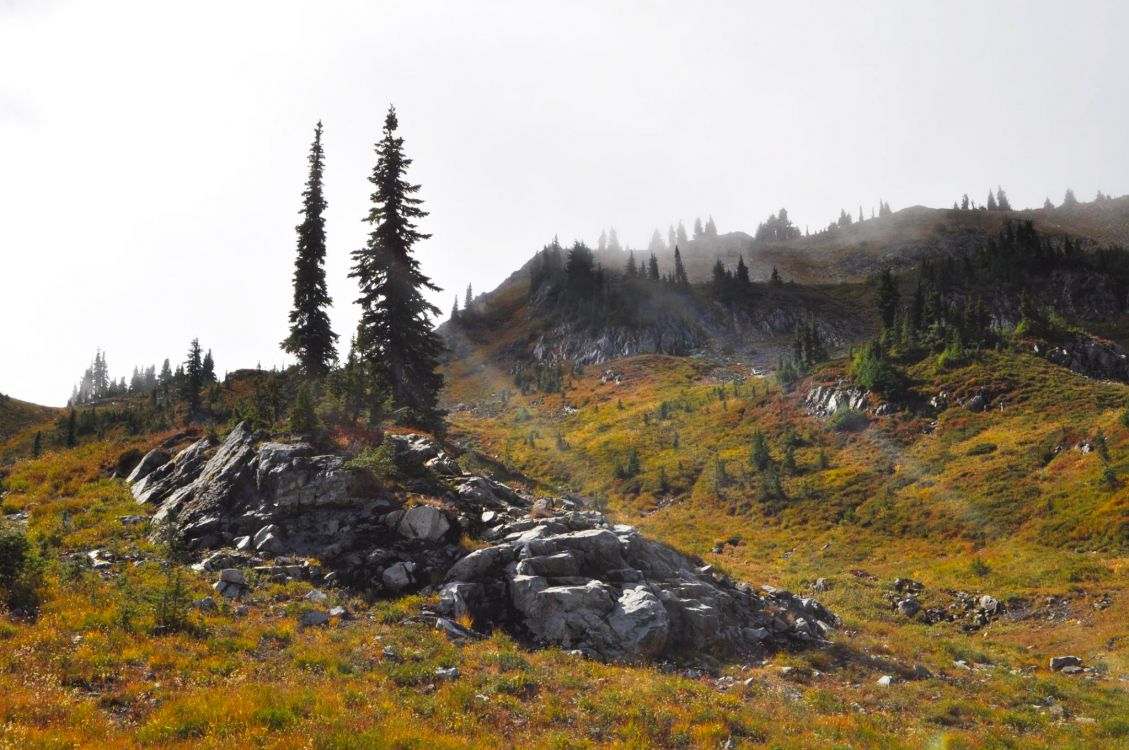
132, 423, 476, 592
130, 423, 838, 662
437, 511, 838, 660
1034, 334, 1129, 383
802, 383, 869, 417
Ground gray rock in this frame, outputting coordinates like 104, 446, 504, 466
397, 505, 451, 541
803, 383, 868, 417
219, 568, 245, 585
607, 586, 669, 657
425, 455, 461, 476
382, 561, 415, 592
1050, 656, 1082, 671
126, 448, 169, 484
299, 610, 329, 627
434, 667, 460, 680
192, 596, 219, 613
254, 524, 285, 554
438, 510, 838, 661
303, 588, 329, 604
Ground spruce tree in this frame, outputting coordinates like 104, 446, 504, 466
987, 189, 998, 210
667, 225, 676, 250
876, 269, 900, 330
625, 250, 638, 277
676, 221, 688, 245
693, 217, 704, 239
182, 339, 203, 415
705, 215, 717, 237
647, 253, 660, 281
996, 186, 1011, 211
282, 121, 338, 375
65, 409, 77, 448
465, 283, 472, 311
201, 350, 216, 384
673, 246, 689, 286
736, 255, 750, 286
349, 106, 444, 426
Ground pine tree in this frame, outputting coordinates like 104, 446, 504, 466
1062, 188, 1078, 207
1043, 197, 1053, 210
597, 229, 607, 252
349, 106, 444, 426
451, 296, 459, 319
693, 217, 704, 239
667, 225, 676, 250
987, 189, 998, 210
648, 229, 664, 253
607, 227, 621, 252
676, 221, 688, 245
876, 268, 900, 330
736, 255, 750, 286
705, 215, 717, 237
181, 339, 203, 415
673, 246, 689, 286
647, 253, 660, 281
282, 121, 338, 376
65, 409, 77, 448
201, 350, 215, 384
288, 382, 319, 434
996, 186, 1011, 211
625, 250, 638, 277
465, 283, 472, 312
770, 267, 782, 285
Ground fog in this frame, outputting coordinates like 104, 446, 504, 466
2, 0, 1127, 405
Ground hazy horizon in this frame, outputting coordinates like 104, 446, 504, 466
3, 0, 1128, 406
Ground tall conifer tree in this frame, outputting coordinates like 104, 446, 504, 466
283, 121, 338, 375
182, 338, 203, 414
349, 106, 444, 425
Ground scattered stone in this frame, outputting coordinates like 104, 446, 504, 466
381, 645, 402, 663
893, 578, 924, 594
895, 597, 920, 617
812, 578, 831, 592
876, 675, 895, 687
192, 596, 218, 613
299, 610, 329, 627
395, 505, 451, 542
328, 605, 349, 619
530, 497, 554, 518
219, 568, 245, 585
434, 667, 460, 680
119, 514, 147, 525
382, 561, 416, 593
303, 588, 329, 604
1050, 655, 1083, 671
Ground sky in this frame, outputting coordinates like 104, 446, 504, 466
2, 0, 1128, 406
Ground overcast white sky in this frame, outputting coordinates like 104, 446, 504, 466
2, 0, 1127, 406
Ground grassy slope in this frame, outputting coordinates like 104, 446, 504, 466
0, 351, 1125, 747
0, 396, 61, 468
443, 347, 1129, 748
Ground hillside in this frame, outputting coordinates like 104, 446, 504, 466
0, 395, 60, 466
2, 196, 1129, 748
632, 196, 1129, 285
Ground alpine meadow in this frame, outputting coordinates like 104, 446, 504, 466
2, 2, 1129, 749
